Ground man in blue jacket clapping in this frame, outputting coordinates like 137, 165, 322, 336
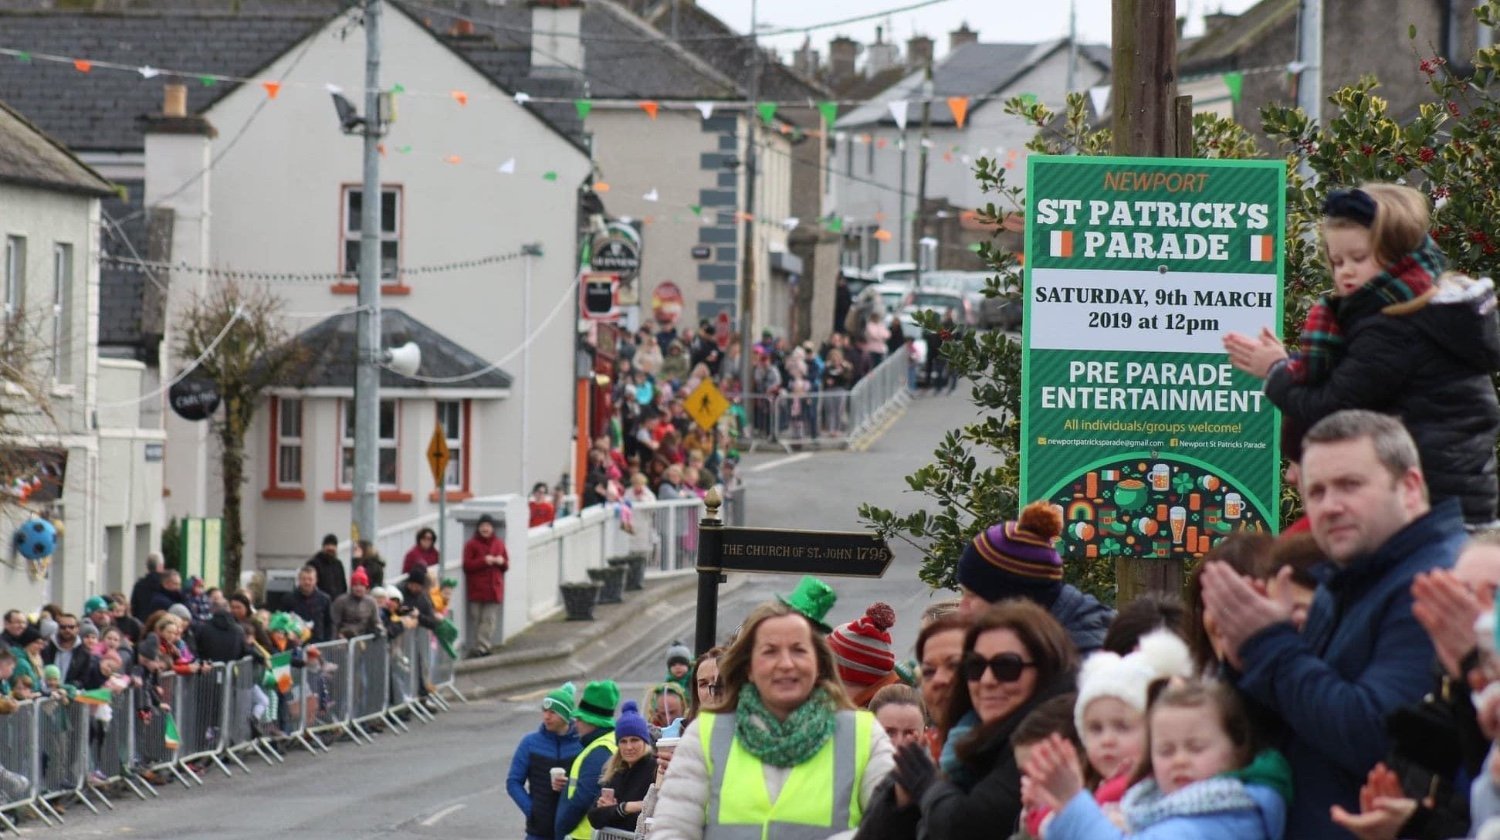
1202, 410, 1464, 839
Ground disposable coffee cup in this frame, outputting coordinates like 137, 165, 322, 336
550, 767, 567, 782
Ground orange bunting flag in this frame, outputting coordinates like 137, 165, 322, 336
873, 229, 893, 242
451, 90, 468, 106
377, 143, 387, 157
736, 211, 755, 222
639, 101, 659, 119
73, 59, 91, 73
262, 80, 282, 99
943, 151, 954, 163
875, 137, 889, 149
594, 182, 611, 193
445, 155, 462, 165
947, 96, 970, 129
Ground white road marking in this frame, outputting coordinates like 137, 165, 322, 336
420, 803, 466, 826
745, 452, 813, 473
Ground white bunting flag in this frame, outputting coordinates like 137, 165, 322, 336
324, 83, 343, 94
514, 92, 531, 104
138, 66, 160, 79
1088, 85, 1110, 117
782, 217, 800, 231
643, 188, 659, 202
695, 101, 715, 120
498, 158, 516, 174
888, 100, 909, 131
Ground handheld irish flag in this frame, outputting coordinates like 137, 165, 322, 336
163, 712, 180, 751
270, 651, 293, 693
74, 688, 112, 706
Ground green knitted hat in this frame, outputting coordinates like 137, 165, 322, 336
542, 682, 576, 721
574, 680, 620, 729
83, 595, 110, 615
268, 612, 301, 636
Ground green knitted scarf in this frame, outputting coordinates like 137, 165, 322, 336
734, 684, 838, 768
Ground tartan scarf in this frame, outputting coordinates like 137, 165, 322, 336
1286, 235, 1446, 383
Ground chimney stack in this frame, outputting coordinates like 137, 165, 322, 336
906, 34, 933, 69
1203, 12, 1236, 32
949, 22, 978, 52
162, 83, 187, 118
828, 35, 861, 81
866, 25, 900, 75
530, 0, 585, 75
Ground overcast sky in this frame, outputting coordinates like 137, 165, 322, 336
698, 0, 1262, 62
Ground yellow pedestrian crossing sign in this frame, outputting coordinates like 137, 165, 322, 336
685, 378, 730, 431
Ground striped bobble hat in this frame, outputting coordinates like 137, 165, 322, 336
957, 501, 1065, 604
828, 602, 897, 688
542, 681, 576, 722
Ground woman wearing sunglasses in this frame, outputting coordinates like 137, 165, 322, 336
651, 600, 896, 839
859, 600, 1077, 839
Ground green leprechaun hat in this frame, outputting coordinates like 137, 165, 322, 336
777, 575, 838, 633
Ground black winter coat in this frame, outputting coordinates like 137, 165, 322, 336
193, 612, 250, 663
912, 673, 1076, 839
586, 753, 656, 832
1048, 584, 1114, 657
1267, 285, 1500, 524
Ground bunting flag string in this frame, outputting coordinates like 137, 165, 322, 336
98, 249, 532, 283
0, 44, 1289, 116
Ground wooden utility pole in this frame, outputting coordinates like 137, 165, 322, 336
1110, 0, 1195, 602
1110, 0, 1180, 157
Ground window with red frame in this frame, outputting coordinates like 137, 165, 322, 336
339, 398, 398, 488
274, 397, 304, 487
341, 187, 400, 282
435, 400, 469, 491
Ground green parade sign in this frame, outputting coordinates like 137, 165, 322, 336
1019, 155, 1285, 563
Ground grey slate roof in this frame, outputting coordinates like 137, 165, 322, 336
423, 0, 739, 101
286, 308, 512, 390
642, 0, 831, 102
1179, 0, 1298, 72
0, 97, 114, 196
0, 11, 329, 152
836, 39, 1111, 129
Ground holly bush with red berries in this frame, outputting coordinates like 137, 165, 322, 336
861, 5, 1500, 600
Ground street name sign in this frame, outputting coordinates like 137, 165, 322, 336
1020, 155, 1285, 562
714, 527, 892, 577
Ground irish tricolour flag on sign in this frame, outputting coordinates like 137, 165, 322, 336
1249, 234, 1275, 262
1050, 230, 1074, 258
270, 651, 293, 693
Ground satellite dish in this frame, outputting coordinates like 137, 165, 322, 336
385, 342, 422, 377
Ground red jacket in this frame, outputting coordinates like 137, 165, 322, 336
462, 533, 508, 603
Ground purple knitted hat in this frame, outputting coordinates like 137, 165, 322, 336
956, 502, 1065, 603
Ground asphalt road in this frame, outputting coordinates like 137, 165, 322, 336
59, 387, 978, 839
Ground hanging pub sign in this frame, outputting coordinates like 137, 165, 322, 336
591, 222, 642, 282
582, 272, 619, 320
169, 374, 221, 422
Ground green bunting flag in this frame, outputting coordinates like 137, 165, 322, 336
689, 204, 703, 216
574, 99, 593, 120
817, 101, 838, 125
397, 145, 412, 154
1223, 71, 1245, 104
1018, 93, 1038, 107
198, 75, 216, 87
543, 171, 558, 181
391, 83, 405, 93
14, 52, 30, 63
756, 102, 777, 125
823, 215, 843, 233
967, 242, 983, 253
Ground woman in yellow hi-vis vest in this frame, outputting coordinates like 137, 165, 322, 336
651, 599, 895, 840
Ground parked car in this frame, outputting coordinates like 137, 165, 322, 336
923, 270, 1021, 330
901, 289, 968, 325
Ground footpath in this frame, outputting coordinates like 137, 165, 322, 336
449, 572, 743, 700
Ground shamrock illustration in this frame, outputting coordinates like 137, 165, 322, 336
1100, 537, 1123, 555
1172, 473, 1195, 494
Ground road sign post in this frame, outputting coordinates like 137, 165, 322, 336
693, 489, 893, 654
427, 427, 451, 575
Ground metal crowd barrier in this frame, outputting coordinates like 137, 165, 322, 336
742, 351, 911, 452
0, 630, 461, 833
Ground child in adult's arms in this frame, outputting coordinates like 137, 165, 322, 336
1224, 182, 1500, 526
